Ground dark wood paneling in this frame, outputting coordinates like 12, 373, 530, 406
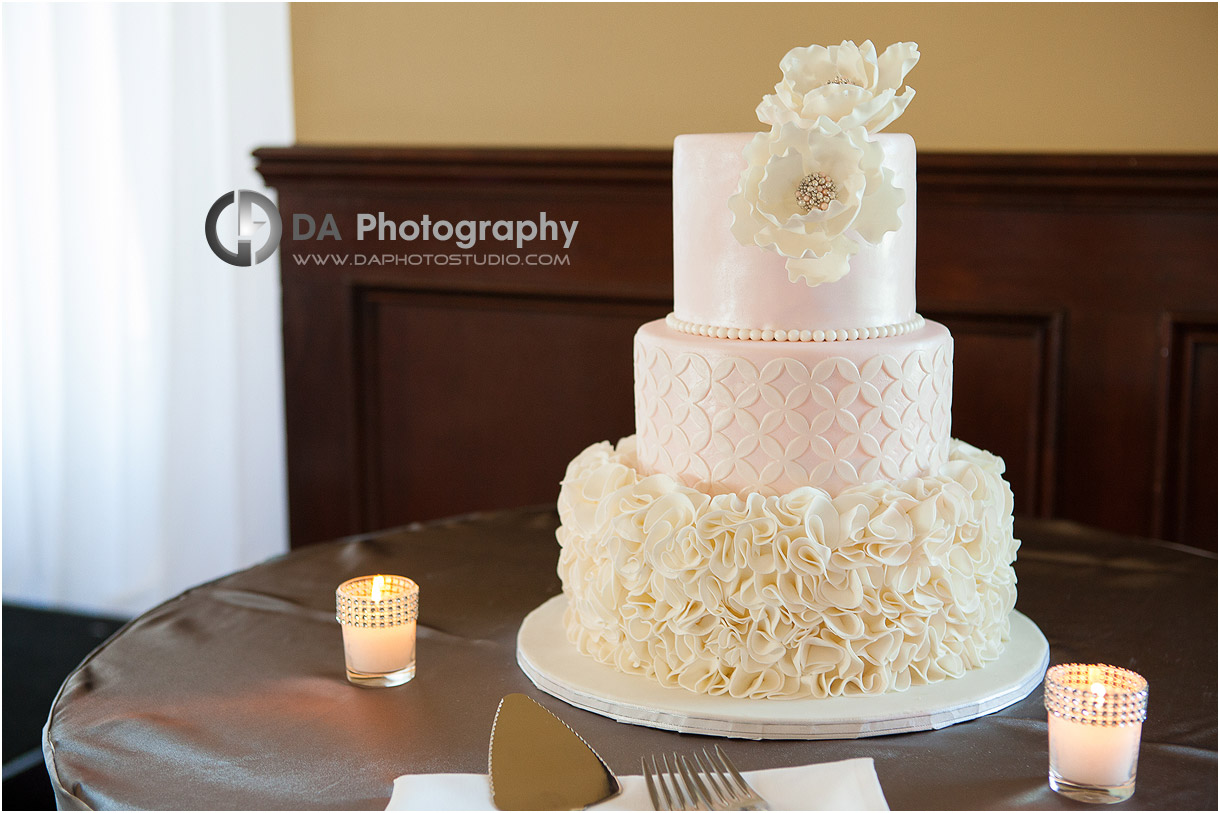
1153, 315, 1219, 548
257, 147, 1217, 549
359, 288, 666, 529
259, 147, 672, 547
924, 310, 1063, 517
916, 153, 1216, 546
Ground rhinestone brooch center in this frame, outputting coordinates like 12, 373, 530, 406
796, 172, 838, 213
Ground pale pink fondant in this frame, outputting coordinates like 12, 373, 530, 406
634, 318, 952, 497
673, 133, 917, 333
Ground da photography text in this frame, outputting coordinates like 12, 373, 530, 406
205, 189, 579, 267
294, 211, 579, 250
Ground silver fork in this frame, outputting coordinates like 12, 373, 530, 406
642, 745, 770, 811
642, 752, 701, 811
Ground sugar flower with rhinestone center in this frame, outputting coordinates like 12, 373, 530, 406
729, 121, 905, 287
827, 74, 862, 87
796, 172, 837, 212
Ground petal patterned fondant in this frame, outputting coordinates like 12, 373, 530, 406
634, 320, 953, 497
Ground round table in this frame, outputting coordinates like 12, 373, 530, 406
43, 510, 1217, 810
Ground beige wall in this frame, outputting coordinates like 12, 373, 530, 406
291, 3, 1217, 153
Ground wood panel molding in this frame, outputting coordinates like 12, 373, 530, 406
916, 152, 1215, 209
1153, 313, 1219, 546
253, 145, 673, 184
354, 285, 667, 532
923, 308, 1064, 518
257, 146, 1217, 549
257, 146, 1216, 203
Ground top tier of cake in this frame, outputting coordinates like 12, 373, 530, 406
672, 132, 917, 336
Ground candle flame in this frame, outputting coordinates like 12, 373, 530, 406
1090, 681, 1107, 707
371, 575, 385, 601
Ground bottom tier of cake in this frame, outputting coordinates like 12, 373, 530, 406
556, 436, 1018, 700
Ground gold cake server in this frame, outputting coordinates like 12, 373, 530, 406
488, 693, 620, 810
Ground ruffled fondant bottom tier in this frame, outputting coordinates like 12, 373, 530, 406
556, 436, 1019, 700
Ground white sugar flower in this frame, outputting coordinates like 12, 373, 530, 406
728, 122, 904, 287
757, 40, 919, 134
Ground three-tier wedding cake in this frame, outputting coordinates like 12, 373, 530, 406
555, 42, 1019, 700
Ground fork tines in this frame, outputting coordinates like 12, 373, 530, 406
642, 745, 770, 811
642, 752, 698, 811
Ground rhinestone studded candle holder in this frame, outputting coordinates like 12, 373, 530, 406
336, 575, 419, 687
1044, 663, 1148, 803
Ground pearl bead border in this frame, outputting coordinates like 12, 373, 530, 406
665, 313, 926, 342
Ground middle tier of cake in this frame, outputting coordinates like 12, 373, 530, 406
634, 318, 953, 497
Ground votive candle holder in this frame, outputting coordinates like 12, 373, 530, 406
1044, 663, 1148, 804
336, 575, 419, 687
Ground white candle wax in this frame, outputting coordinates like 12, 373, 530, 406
1048, 715, 1142, 787
342, 619, 416, 674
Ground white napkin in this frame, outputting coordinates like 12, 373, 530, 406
387, 757, 889, 811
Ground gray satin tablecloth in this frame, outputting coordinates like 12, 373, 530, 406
44, 509, 1217, 810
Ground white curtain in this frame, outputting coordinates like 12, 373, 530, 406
2, 3, 293, 617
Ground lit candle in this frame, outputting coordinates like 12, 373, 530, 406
1044, 663, 1148, 803
336, 575, 419, 687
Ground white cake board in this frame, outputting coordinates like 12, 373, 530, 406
517, 595, 1048, 740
